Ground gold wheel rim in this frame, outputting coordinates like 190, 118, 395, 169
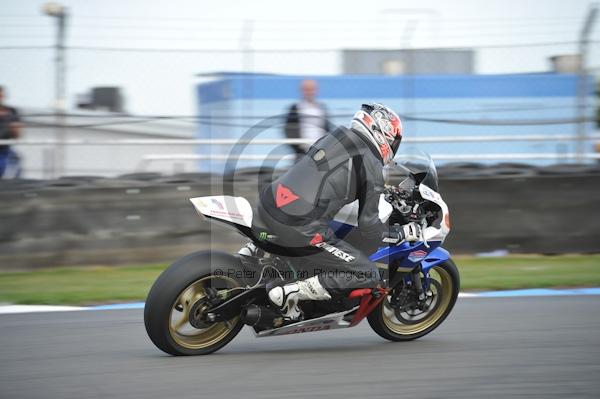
168, 275, 240, 350
382, 266, 453, 335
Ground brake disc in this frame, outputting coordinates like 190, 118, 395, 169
394, 279, 441, 324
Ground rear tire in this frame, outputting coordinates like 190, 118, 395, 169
144, 251, 246, 355
368, 259, 460, 342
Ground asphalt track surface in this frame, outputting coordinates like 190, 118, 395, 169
1, 296, 599, 399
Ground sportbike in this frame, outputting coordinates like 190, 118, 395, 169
144, 150, 459, 355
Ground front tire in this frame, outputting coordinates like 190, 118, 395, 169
368, 259, 460, 341
144, 251, 246, 355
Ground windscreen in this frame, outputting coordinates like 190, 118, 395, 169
384, 148, 439, 191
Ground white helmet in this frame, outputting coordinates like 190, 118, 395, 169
350, 103, 403, 164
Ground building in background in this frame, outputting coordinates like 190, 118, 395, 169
342, 49, 474, 75
196, 72, 597, 172
76, 87, 125, 113
12, 72, 596, 178
13, 112, 194, 178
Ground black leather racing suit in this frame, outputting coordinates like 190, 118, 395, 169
257, 126, 388, 291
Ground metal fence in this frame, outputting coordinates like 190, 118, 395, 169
2, 133, 600, 178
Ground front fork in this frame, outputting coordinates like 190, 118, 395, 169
387, 259, 429, 290
410, 265, 432, 301
387, 262, 432, 308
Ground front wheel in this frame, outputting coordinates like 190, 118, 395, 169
368, 259, 460, 341
144, 251, 246, 355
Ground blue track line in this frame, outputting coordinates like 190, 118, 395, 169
473, 287, 600, 298
90, 302, 145, 310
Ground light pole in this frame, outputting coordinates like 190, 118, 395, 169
576, 3, 598, 163
43, 2, 68, 178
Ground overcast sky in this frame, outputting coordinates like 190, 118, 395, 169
1, 0, 598, 114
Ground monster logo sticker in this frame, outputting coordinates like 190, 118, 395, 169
258, 231, 277, 241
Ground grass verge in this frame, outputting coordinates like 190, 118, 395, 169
0, 255, 598, 305
457, 254, 600, 291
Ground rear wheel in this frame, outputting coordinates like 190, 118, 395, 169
144, 251, 245, 355
368, 259, 459, 341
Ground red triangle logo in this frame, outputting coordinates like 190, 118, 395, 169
275, 183, 299, 208
310, 233, 323, 245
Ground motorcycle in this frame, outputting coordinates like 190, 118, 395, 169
144, 150, 459, 355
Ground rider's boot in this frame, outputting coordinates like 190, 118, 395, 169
237, 242, 264, 258
268, 276, 331, 320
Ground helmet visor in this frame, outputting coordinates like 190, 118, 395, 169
390, 135, 402, 156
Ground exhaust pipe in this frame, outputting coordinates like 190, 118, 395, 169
242, 305, 283, 330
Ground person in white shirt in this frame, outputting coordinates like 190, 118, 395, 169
284, 80, 333, 162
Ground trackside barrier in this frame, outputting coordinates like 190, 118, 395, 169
1, 166, 599, 269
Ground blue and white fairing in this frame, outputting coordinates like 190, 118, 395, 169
330, 176, 452, 273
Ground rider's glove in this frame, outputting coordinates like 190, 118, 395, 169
382, 222, 422, 245
402, 222, 422, 242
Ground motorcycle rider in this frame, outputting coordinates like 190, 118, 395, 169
244, 103, 422, 320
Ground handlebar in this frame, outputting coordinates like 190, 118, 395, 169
384, 185, 434, 248
382, 221, 429, 248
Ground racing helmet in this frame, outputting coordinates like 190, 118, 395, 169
350, 103, 403, 164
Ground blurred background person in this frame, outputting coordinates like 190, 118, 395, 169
284, 79, 333, 162
0, 86, 22, 178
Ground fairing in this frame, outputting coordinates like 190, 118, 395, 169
368, 240, 448, 272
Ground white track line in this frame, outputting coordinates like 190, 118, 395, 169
0, 305, 86, 314
1, 288, 599, 315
